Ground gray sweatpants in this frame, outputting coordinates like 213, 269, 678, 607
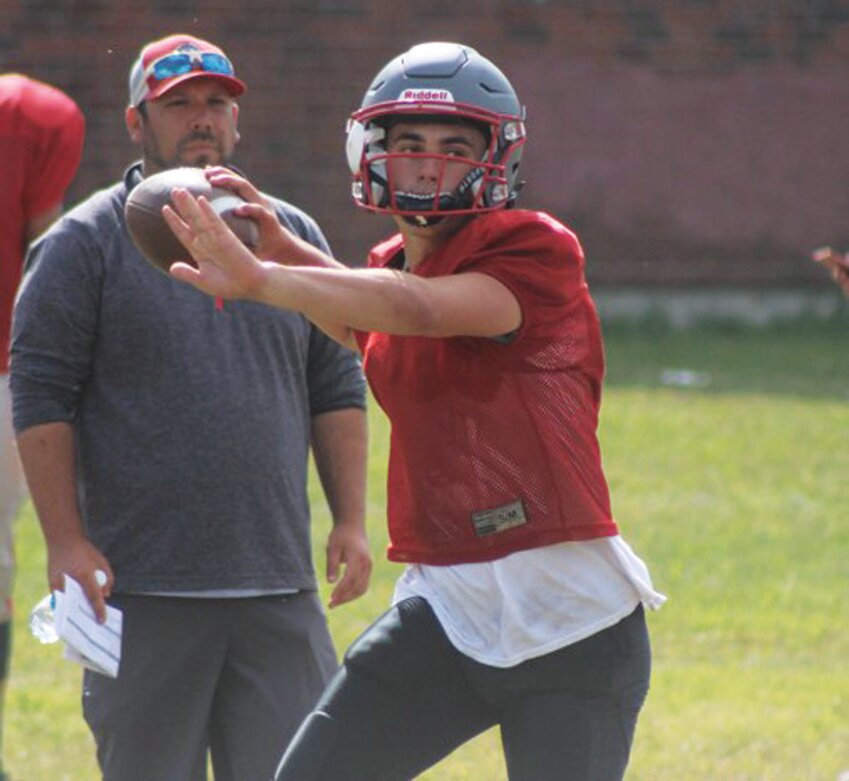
83, 592, 337, 781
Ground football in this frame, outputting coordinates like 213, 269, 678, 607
125, 167, 260, 273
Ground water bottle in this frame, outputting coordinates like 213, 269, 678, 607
28, 569, 108, 644
28, 593, 59, 644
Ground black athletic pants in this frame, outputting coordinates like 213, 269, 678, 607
273, 597, 651, 781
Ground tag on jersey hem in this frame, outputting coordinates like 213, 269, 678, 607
471, 499, 527, 537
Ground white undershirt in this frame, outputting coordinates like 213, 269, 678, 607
392, 536, 666, 668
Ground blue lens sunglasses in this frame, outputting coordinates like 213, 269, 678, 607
147, 51, 234, 82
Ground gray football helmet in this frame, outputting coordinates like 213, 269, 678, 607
345, 42, 526, 219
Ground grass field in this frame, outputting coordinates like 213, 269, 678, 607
6, 319, 849, 780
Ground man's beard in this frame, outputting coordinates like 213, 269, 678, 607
143, 131, 229, 172
175, 130, 227, 167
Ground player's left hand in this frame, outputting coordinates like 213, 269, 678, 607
325, 523, 373, 608
164, 188, 269, 300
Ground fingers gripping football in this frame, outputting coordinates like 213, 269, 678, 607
201, 167, 287, 260
163, 190, 268, 300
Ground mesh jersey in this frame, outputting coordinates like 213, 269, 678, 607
356, 209, 618, 565
0, 75, 85, 371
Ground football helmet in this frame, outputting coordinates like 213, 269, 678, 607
345, 42, 526, 220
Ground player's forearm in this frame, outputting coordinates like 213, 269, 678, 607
311, 319, 360, 352
256, 263, 438, 336
16, 422, 86, 547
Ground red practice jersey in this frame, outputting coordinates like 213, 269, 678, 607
0, 74, 85, 371
356, 209, 619, 565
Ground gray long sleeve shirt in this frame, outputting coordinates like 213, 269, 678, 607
10, 163, 366, 594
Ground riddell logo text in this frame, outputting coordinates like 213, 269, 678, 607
399, 89, 455, 102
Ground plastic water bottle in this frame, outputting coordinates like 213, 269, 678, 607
28, 569, 108, 644
28, 593, 59, 644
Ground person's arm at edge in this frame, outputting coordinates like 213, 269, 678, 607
23, 90, 84, 245
16, 422, 112, 621
812, 246, 849, 297
310, 407, 372, 608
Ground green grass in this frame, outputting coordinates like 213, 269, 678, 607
6, 321, 849, 780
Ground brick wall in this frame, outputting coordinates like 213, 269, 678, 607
3, 0, 848, 288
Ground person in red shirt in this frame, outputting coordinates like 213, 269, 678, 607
165, 42, 665, 781
0, 73, 84, 781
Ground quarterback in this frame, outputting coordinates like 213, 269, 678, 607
166, 41, 665, 781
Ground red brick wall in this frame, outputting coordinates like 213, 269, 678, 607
3, 1, 848, 288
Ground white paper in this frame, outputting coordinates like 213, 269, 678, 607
52, 574, 122, 678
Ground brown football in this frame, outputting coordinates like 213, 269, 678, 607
125, 167, 260, 274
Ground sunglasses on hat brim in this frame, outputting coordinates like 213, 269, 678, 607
144, 51, 235, 82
